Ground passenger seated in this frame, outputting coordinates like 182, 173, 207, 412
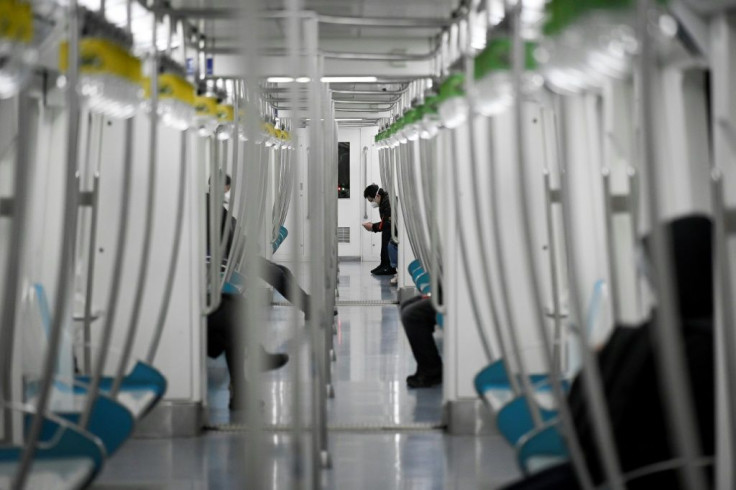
207, 293, 288, 410
502, 215, 715, 490
401, 292, 443, 388
206, 174, 311, 318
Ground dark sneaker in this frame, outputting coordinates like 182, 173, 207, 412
373, 266, 397, 276
371, 264, 388, 274
407, 372, 442, 389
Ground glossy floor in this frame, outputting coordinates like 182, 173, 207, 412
91, 261, 522, 489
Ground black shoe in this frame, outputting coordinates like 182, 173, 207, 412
407, 371, 442, 389
373, 266, 397, 276
260, 347, 289, 371
371, 264, 387, 274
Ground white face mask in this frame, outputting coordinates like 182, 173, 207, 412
369, 200, 379, 208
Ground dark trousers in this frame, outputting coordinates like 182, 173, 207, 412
379, 227, 391, 267
207, 294, 246, 391
400, 296, 442, 375
258, 257, 310, 318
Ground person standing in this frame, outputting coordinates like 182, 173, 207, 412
363, 184, 396, 276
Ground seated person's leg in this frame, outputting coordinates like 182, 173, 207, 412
206, 293, 289, 409
400, 297, 442, 388
258, 256, 310, 317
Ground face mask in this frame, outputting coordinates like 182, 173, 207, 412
369, 200, 379, 208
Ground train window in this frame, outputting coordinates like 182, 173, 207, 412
338, 141, 350, 199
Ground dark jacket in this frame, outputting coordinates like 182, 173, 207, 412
370, 189, 392, 233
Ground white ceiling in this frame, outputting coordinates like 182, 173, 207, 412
171, 0, 458, 46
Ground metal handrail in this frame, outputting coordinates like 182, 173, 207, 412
15, 3, 83, 486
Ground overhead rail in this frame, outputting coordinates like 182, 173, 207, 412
157, 7, 452, 28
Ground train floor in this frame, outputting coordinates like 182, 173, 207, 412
91, 261, 522, 489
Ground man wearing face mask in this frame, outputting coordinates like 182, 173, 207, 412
363, 184, 396, 276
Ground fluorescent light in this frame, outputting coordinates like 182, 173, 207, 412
267, 77, 295, 83
320, 76, 378, 83
268, 76, 379, 84
336, 118, 362, 121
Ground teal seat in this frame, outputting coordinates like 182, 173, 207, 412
34, 284, 167, 419
49, 395, 134, 457
408, 260, 423, 276
411, 267, 426, 282
272, 226, 288, 252
516, 423, 569, 475
0, 410, 106, 489
435, 313, 444, 329
497, 396, 558, 446
74, 361, 167, 418
474, 359, 550, 397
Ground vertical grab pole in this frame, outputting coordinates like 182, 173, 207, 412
219, 88, 239, 265
426, 137, 445, 314
285, 5, 305, 486
222, 84, 242, 286
146, 128, 189, 363
363, 146, 369, 220
0, 89, 33, 443
637, 1, 706, 488
80, 0, 136, 429
556, 98, 624, 490
14, 2, 83, 486
710, 12, 736, 488
80, 119, 135, 429
305, 15, 330, 480
111, 4, 160, 397
506, 3, 596, 488
460, 14, 528, 397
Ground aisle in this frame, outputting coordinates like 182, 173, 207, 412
92, 261, 521, 489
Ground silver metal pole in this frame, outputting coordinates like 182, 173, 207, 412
81, 172, 100, 374
14, 3, 82, 486
507, 4, 595, 487
222, 85, 242, 286
462, 58, 529, 398
306, 15, 330, 480
556, 98, 625, 490
0, 90, 32, 444
147, 130, 189, 363
362, 146, 369, 220
285, 5, 305, 487
79, 118, 134, 429
637, 1, 706, 488
450, 123, 524, 396
111, 5, 160, 397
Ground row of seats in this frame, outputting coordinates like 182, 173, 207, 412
406, 259, 444, 329
472, 280, 607, 476
0, 285, 167, 489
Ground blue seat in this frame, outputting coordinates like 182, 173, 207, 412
74, 361, 167, 418
408, 260, 423, 276
435, 313, 444, 329
0, 409, 106, 489
34, 394, 133, 457
415, 272, 430, 289
516, 423, 569, 475
272, 226, 288, 252
474, 359, 549, 396
411, 267, 426, 282
34, 285, 167, 419
496, 396, 558, 446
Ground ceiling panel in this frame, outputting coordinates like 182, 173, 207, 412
171, 0, 457, 46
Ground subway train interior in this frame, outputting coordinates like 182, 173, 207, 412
1, 0, 736, 488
